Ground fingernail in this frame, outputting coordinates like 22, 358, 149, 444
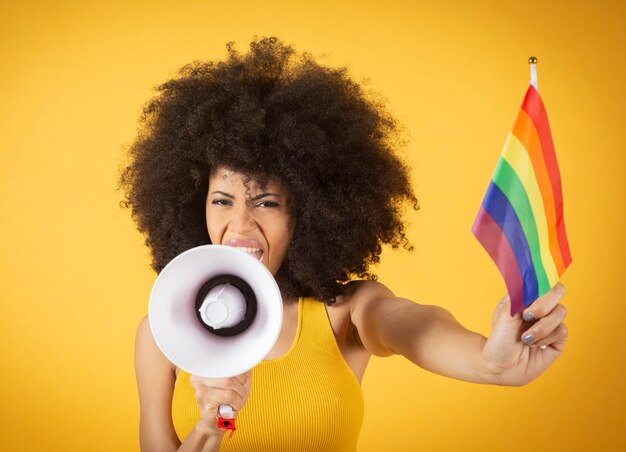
522, 334, 534, 345
523, 311, 535, 322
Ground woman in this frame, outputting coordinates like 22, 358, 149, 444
120, 36, 568, 451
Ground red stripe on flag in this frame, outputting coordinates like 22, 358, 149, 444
521, 86, 573, 270
472, 206, 525, 315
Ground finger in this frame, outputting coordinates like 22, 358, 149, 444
490, 295, 529, 344
232, 370, 251, 386
232, 371, 252, 399
522, 283, 566, 322
493, 295, 522, 325
531, 323, 569, 350
190, 376, 249, 400
210, 379, 249, 401
196, 387, 247, 412
521, 303, 568, 345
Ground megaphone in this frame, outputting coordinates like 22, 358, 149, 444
148, 244, 283, 433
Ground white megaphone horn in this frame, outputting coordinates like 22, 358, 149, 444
148, 244, 283, 432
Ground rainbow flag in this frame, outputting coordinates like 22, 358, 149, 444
472, 85, 572, 316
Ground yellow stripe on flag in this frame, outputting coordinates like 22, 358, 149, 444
501, 133, 559, 286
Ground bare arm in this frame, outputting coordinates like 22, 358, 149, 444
348, 281, 568, 386
135, 316, 225, 451
348, 282, 493, 384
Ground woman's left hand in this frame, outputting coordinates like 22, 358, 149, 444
481, 283, 568, 386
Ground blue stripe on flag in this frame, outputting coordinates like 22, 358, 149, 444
482, 181, 538, 306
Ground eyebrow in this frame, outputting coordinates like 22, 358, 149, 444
210, 191, 283, 201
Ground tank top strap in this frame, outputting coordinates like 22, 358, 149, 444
297, 296, 342, 360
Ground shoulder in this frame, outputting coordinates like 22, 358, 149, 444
334, 280, 397, 356
342, 279, 395, 303
135, 315, 176, 377
327, 280, 394, 320
135, 316, 160, 360
136, 315, 151, 343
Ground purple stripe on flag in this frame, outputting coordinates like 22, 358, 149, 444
480, 181, 538, 309
472, 206, 525, 315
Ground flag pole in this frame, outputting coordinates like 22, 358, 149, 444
529, 56, 538, 90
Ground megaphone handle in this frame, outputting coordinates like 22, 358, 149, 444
217, 404, 237, 438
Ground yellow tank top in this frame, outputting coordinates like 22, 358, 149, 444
171, 296, 365, 451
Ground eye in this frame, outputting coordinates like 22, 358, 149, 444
211, 199, 233, 206
255, 200, 280, 208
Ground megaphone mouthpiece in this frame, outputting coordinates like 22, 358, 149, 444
198, 283, 246, 329
195, 274, 257, 337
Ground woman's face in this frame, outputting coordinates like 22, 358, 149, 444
206, 167, 294, 275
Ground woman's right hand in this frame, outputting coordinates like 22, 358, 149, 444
189, 371, 252, 436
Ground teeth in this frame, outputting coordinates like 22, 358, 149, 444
234, 246, 261, 254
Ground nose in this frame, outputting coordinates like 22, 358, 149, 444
228, 203, 257, 234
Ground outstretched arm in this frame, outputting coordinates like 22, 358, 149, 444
348, 281, 568, 386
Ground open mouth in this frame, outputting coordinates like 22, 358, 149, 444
231, 246, 264, 262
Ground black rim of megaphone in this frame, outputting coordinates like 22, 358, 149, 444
194, 275, 258, 337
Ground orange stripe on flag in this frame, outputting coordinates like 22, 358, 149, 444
511, 108, 565, 274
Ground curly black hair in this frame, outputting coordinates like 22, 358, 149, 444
118, 36, 418, 304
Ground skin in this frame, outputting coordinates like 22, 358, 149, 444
134, 167, 568, 451
205, 168, 295, 277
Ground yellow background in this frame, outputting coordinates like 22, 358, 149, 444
1, 1, 624, 450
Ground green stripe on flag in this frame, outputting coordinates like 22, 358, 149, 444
493, 157, 550, 295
